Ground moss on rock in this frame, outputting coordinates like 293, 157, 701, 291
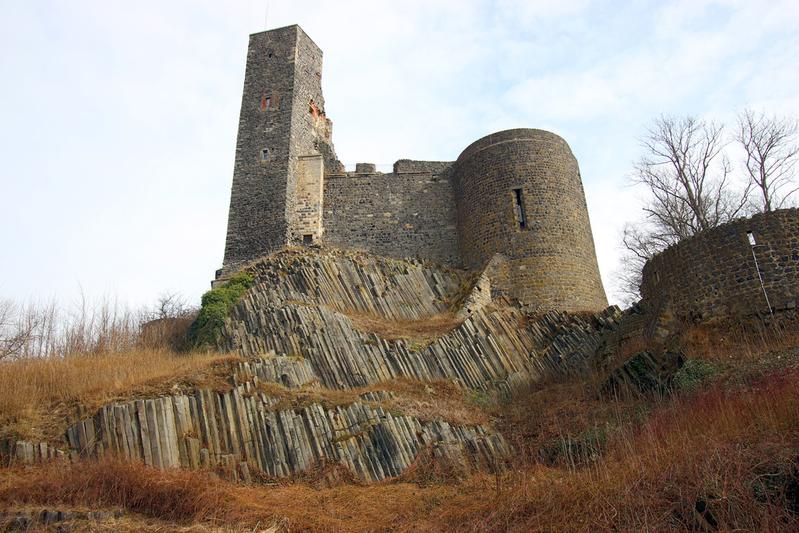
188, 272, 254, 349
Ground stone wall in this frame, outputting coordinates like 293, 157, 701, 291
222, 25, 340, 275
219, 25, 610, 312
222, 26, 297, 273
293, 154, 324, 242
641, 209, 799, 321
285, 27, 340, 245
323, 163, 460, 267
451, 129, 607, 311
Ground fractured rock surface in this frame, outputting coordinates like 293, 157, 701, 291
2, 249, 623, 483
223, 249, 621, 393
5, 372, 507, 483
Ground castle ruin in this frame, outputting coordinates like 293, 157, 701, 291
220, 25, 607, 312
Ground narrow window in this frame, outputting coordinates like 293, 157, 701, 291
513, 188, 526, 229
260, 148, 269, 161
303, 234, 313, 244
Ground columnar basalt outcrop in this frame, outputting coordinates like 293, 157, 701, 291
59, 385, 507, 482
1, 249, 624, 482
219, 24, 607, 312
2, 374, 508, 482
222, 249, 620, 393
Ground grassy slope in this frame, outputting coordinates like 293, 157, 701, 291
1, 323, 799, 531
0, 350, 240, 442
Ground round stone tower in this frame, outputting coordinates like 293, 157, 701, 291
452, 128, 607, 311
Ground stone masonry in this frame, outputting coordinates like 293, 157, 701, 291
641, 208, 799, 321
221, 24, 607, 312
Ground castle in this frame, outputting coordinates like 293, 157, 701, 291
219, 24, 607, 312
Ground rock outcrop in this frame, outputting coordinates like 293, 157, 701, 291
2, 248, 625, 483
4, 359, 508, 482
223, 249, 621, 394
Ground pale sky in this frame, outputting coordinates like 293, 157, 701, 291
2, 0, 798, 309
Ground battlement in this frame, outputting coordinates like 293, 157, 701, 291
220, 25, 607, 312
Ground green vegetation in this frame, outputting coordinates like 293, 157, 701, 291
673, 358, 722, 392
187, 271, 254, 349
539, 424, 610, 468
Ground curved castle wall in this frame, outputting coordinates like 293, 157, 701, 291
641, 209, 799, 320
452, 129, 607, 311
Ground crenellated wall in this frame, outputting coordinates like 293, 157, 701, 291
322, 162, 460, 266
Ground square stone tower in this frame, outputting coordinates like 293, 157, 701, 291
221, 25, 338, 276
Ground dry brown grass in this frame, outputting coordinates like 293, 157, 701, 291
681, 314, 799, 360
0, 349, 240, 442
257, 377, 489, 427
2, 365, 798, 531
347, 311, 464, 344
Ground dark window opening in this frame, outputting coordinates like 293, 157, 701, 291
303, 234, 313, 244
513, 188, 527, 229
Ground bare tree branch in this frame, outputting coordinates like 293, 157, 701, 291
0, 298, 40, 360
618, 114, 752, 302
736, 108, 799, 211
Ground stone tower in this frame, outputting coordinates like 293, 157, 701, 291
218, 26, 607, 312
452, 129, 607, 311
221, 25, 339, 275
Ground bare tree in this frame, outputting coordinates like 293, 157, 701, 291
139, 292, 196, 351
736, 108, 799, 212
633, 115, 750, 240
617, 115, 752, 303
0, 298, 41, 359
152, 292, 192, 321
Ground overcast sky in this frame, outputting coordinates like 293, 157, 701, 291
2, 0, 798, 310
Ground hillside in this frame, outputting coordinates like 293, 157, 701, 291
1, 248, 798, 531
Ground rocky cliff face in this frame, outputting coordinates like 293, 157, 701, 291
53, 359, 509, 483
3, 248, 622, 483
223, 248, 620, 393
